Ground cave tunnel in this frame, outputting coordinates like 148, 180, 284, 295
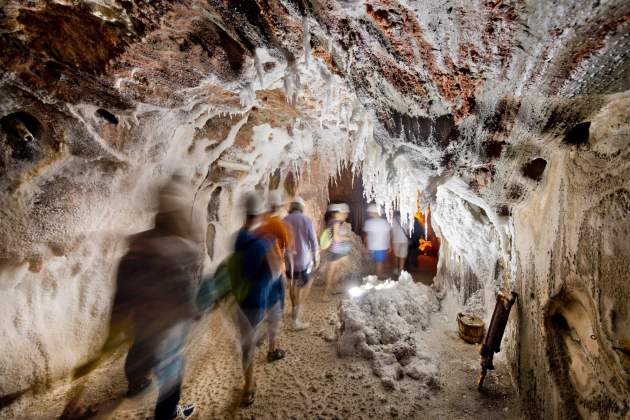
327, 166, 366, 235
1, 1, 629, 419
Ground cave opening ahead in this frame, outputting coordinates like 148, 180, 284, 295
327, 166, 366, 235
326, 165, 438, 284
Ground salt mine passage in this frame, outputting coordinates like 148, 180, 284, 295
1, 1, 629, 420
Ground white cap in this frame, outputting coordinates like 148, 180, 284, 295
367, 203, 380, 214
329, 203, 349, 213
268, 190, 285, 208
243, 192, 266, 216
291, 196, 305, 208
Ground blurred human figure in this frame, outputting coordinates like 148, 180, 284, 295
407, 217, 425, 271
111, 174, 203, 420
324, 203, 351, 299
284, 196, 319, 330
363, 203, 391, 278
256, 190, 291, 362
231, 192, 275, 407
391, 211, 409, 276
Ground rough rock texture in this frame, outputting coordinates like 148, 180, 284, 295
1, 0, 629, 418
0, 0, 367, 408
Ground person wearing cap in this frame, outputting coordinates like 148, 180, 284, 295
110, 175, 202, 419
255, 190, 292, 362
232, 192, 275, 406
324, 202, 352, 299
283, 196, 319, 330
363, 203, 391, 278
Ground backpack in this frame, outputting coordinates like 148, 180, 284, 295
225, 237, 260, 303
196, 264, 232, 313
319, 228, 333, 250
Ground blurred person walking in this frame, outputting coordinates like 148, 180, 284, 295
283, 196, 319, 330
323, 203, 352, 300
111, 175, 203, 420
363, 203, 391, 279
256, 190, 291, 362
407, 217, 425, 271
391, 210, 409, 276
230, 193, 276, 407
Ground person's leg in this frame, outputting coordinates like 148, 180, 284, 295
267, 277, 283, 353
242, 328, 257, 404
288, 274, 297, 322
153, 324, 193, 420
300, 277, 314, 306
124, 333, 154, 397
267, 302, 285, 360
324, 259, 339, 296
369, 250, 378, 277
155, 384, 181, 420
236, 308, 259, 405
293, 272, 312, 329
291, 282, 300, 324
244, 357, 255, 392
372, 250, 384, 278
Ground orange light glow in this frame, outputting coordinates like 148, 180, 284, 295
415, 191, 425, 225
418, 238, 432, 252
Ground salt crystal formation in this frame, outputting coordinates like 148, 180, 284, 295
337, 273, 440, 390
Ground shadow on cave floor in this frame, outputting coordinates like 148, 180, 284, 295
50, 271, 522, 420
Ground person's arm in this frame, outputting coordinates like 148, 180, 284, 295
362, 223, 368, 246
265, 246, 282, 279
281, 221, 293, 276
307, 220, 319, 267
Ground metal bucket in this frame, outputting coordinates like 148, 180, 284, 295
457, 313, 485, 344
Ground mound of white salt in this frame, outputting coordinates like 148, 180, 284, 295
336, 272, 441, 390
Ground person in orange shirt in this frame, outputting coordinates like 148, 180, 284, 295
255, 190, 292, 362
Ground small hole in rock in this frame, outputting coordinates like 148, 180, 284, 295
563, 121, 590, 146
551, 313, 569, 331
497, 204, 510, 216
263, 62, 275, 72
0, 111, 43, 160
96, 108, 119, 125
206, 223, 216, 259
207, 187, 223, 222
522, 158, 547, 181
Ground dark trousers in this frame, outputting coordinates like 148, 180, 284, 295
125, 322, 189, 420
154, 379, 182, 420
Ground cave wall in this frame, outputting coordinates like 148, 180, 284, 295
510, 93, 630, 418
0, 1, 369, 409
429, 92, 630, 418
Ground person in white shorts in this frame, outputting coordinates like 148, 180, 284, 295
362, 203, 391, 278
391, 211, 409, 276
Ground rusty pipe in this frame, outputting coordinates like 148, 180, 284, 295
478, 288, 518, 391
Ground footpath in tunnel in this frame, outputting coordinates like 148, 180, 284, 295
26, 247, 523, 420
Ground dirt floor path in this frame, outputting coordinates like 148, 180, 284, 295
6, 260, 522, 419
96, 268, 523, 420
